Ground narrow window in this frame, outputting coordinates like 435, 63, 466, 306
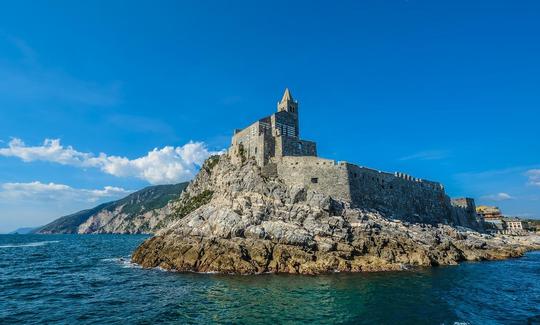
311, 178, 318, 184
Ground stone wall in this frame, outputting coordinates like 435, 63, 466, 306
271, 111, 298, 137
231, 120, 275, 166
231, 113, 316, 165
346, 164, 452, 224
231, 122, 258, 164
275, 156, 352, 202
451, 198, 483, 230
274, 156, 480, 228
275, 136, 317, 158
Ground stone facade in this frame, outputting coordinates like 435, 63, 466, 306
451, 198, 483, 230
230, 89, 316, 165
228, 89, 481, 228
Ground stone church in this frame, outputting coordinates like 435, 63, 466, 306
229, 89, 482, 228
230, 88, 316, 166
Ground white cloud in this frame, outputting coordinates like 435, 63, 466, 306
480, 192, 514, 201
0, 138, 94, 166
0, 138, 220, 184
526, 169, 540, 186
399, 150, 449, 161
0, 181, 130, 203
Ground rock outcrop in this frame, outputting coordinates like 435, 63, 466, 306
36, 183, 188, 234
132, 155, 540, 274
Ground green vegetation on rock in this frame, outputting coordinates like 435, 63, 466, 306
204, 155, 220, 173
157, 190, 214, 228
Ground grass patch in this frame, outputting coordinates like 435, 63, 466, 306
203, 155, 220, 173
157, 190, 214, 229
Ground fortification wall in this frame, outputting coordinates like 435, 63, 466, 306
274, 157, 476, 225
275, 156, 352, 202
345, 164, 453, 223
451, 198, 483, 230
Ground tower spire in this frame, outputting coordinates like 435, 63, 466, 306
277, 87, 298, 115
281, 88, 293, 102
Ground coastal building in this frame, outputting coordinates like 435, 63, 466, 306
476, 206, 504, 234
476, 206, 531, 235
477, 206, 503, 220
230, 88, 317, 166
228, 89, 481, 228
504, 218, 524, 231
501, 217, 529, 235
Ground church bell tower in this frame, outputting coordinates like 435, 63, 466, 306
277, 88, 298, 115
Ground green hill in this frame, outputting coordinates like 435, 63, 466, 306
35, 182, 188, 234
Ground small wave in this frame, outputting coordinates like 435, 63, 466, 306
196, 270, 220, 274
101, 257, 142, 269
0, 240, 59, 248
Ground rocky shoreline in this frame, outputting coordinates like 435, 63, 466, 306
131, 156, 540, 275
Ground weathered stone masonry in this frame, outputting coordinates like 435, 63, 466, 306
229, 89, 481, 228
231, 88, 316, 166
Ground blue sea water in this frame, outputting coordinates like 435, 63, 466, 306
0, 235, 538, 324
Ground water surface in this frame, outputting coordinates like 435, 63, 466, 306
1, 234, 538, 324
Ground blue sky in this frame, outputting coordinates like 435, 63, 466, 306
1, 0, 539, 232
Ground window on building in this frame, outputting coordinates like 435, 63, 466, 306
255, 148, 257, 154
311, 178, 318, 184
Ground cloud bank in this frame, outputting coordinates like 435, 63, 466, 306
0, 138, 220, 184
0, 181, 130, 203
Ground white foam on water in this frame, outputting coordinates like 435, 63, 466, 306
101, 257, 142, 269
0, 240, 60, 248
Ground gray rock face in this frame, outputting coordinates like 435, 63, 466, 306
132, 155, 540, 274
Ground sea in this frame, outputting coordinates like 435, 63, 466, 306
0, 234, 538, 325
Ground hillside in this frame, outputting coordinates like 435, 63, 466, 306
8, 227, 37, 234
35, 182, 188, 234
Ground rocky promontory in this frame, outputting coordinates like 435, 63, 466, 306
131, 155, 540, 274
